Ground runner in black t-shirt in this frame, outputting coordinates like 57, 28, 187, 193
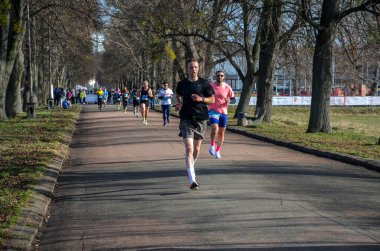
175, 58, 215, 190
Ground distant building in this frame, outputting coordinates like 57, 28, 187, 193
273, 74, 292, 96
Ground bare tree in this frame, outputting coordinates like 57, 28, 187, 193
0, 0, 101, 119
301, 0, 380, 133
336, 12, 380, 95
255, 0, 284, 123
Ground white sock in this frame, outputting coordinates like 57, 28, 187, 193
187, 168, 196, 184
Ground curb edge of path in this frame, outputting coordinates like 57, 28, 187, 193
5, 126, 75, 251
161, 109, 380, 172
227, 126, 380, 173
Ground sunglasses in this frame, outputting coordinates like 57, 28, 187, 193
216, 75, 224, 77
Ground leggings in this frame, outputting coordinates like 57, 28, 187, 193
162, 105, 171, 123
123, 100, 128, 109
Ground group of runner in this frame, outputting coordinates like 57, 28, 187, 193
95, 86, 140, 114
95, 58, 234, 190
95, 80, 174, 125
95, 88, 123, 110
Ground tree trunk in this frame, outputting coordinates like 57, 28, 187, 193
38, 63, 48, 105
0, 0, 26, 119
307, 0, 339, 133
185, 35, 200, 60
31, 17, 39, 107
232, 0, 260, 118
203, 42, 214, 78
152, 60, 157, 89
255, 0, 283, 123
57, 66, 66, 87
31, 58, 39, 106
6, 49, 24, 118
234, 75, 254, 115
203, 0, 225, 79
172, 39, 186, 80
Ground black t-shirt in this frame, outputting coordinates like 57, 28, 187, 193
176, 77, 214, 121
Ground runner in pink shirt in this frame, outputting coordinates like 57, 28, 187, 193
208, 70, 236, 159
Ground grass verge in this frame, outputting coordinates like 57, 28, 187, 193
163, 106, 379, 160
228, 106, 380, 160
0, 106, 80, 248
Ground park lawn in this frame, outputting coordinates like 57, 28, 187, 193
0, 106, 80, 248
228, 106, 380, 160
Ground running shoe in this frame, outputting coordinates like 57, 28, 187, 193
190, 181, 199, 190
209, 145, 215, 156
215, 151, 221, 159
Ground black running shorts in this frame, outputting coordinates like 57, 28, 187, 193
179, 119, 207, 140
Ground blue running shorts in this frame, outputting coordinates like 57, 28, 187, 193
209, 110, 228, 128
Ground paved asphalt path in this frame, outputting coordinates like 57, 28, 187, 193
37, 104, 380, 250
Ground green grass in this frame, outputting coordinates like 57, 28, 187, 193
0, 106, 80, 248
228, 106, 380, 160
163, 105, 379, 159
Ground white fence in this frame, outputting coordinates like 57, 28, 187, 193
85, 95, 380, 106
233, 96, 380, 106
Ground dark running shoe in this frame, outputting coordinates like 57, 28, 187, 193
178, 131, 182, 137
190, 181, 199, 190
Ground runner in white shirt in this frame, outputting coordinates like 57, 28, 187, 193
158, 81, 174, 126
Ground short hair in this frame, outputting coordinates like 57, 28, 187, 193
215, 70, 224, 75
162, 81, 168, 85
186, 58, 200, 65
